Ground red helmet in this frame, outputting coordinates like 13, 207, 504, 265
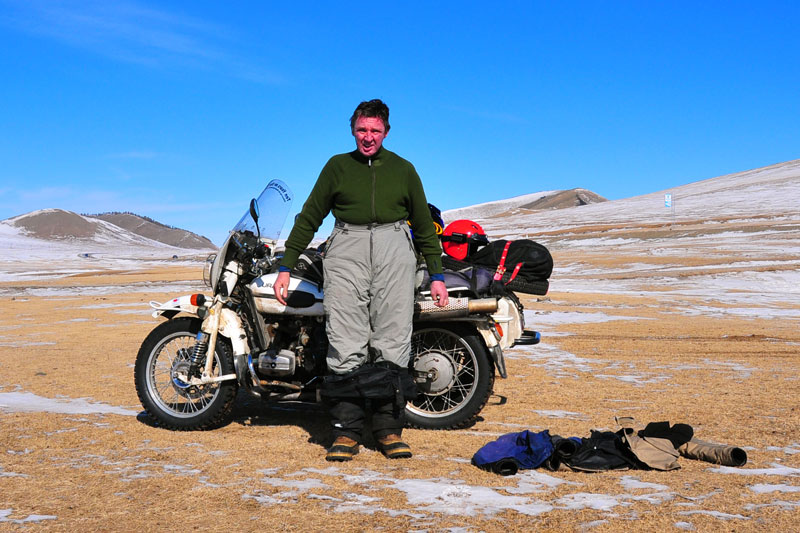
441, 219, 489, 260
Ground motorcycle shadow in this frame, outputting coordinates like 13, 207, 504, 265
133, 392, 331, 447
231, 390, 332, 447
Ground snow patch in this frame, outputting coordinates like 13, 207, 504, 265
677, 510, 749, 520
0, 509, 57, 524
749, 484, 800, 494
709, 463, 800, 476
0, 391, 138, 416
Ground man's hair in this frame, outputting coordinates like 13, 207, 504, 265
350, 99, 390, 133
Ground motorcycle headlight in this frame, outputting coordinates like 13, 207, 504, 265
202, 253, 217, 288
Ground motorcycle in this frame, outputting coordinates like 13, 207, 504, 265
134, 180, 540, 431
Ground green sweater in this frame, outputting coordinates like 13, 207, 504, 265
280, 148, 443, 274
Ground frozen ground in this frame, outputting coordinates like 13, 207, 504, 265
1, 160, 798, 529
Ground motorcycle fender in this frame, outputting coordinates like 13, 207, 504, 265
201, 307, 250, 356
491, 296, 524, 350
149, 295, 201, 319
475, 322, 508, 379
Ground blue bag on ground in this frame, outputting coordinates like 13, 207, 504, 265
472, 430, 555, 476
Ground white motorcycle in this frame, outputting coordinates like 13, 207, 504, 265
134, 180, 540, 431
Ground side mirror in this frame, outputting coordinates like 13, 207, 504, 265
249, 198, 260, 223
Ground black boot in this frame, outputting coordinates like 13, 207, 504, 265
327, 399, 365, 461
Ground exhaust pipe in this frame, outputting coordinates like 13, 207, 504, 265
415, 297, 498, 319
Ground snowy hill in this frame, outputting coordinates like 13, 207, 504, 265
89, 212, 215, 249
443, 189, 607, 223
467, 159, 800, 240
0, 209, 216, 282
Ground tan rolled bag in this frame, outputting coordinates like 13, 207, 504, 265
678, 438, 748, 466
616, 416, 747, 468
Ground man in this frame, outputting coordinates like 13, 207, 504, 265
273, 99, 448, 461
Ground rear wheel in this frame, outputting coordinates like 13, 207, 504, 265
134, 317, 238, 430
406, 324, 494, 429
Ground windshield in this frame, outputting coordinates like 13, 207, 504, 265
232, 179, 293, 241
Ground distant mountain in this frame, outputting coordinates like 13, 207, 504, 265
2, 208, 216, 251
469, 158, 800, 242
88, 212, 215, 249
443, 188, 606, 223
7, 209, 105, 240
518, 188, 607, 210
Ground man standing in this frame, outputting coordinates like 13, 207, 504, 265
273, 99, 448, 461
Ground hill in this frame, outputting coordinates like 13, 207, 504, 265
88, 212, 215, 249
468, 159, 799, 240
0, 209, 216, 282
442, 188, 606, 223
2, 208, 215, 251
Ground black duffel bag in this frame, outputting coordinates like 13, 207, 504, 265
468, 239, 553, 282
320, 363, 418, 403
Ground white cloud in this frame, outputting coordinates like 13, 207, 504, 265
0, 0, 284, 83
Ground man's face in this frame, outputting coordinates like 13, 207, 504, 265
353, 116, 387, 157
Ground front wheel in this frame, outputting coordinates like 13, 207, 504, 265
406, 324, 494, 429
134, 317, 238, 430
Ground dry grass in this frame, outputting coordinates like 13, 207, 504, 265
1, 254, 799, 532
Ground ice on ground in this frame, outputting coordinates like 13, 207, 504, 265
533, 410, 587, 420
0, 391, 138, 416
0, 341, 57, 347
0, 509, 57, 524
506, 342, 596, 375
555, 493, 622, 511
766, 444, 800, 455
0, 466, 28, 478
749, 484, 800, 494
524, 310, 644, 332
301, 467, 554, 517
743, 500, 800, 511
620, 476, 670, 492
709, 463, 800, 476
389, 479, 554, 517
703, 359, 755, 379
256, 476, 330, 492
79, 303, 151, 309
1, 281, 205, 298
678, 510, 749, 520
504, 471, 581, 494
511, 341, 674, 386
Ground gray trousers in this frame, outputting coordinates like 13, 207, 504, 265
323, 220, 417, 374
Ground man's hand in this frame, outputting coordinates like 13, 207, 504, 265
273, 271, 291, 305
430, 280, 449, 308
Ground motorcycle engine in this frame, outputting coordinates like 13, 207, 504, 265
257, 349, 296, 376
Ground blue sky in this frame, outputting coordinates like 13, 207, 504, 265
1, 1, 798, 245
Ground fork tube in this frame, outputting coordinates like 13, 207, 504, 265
203, 300, 223, 378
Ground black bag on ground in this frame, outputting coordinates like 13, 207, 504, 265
563, 430, 642, 472
321, 364, 418, 402
468, 239, 553, 282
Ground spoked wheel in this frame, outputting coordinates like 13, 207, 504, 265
405, 324, 494, 429
134, 317, 238, 430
